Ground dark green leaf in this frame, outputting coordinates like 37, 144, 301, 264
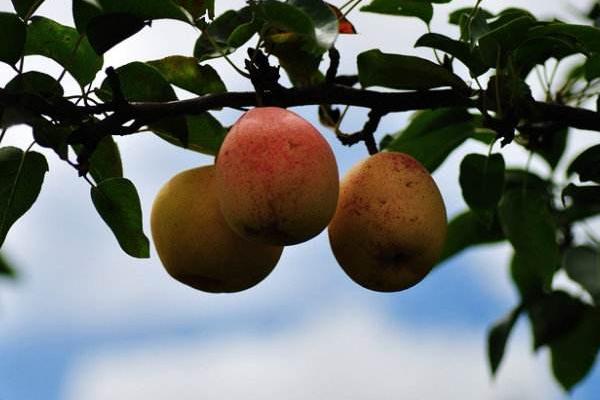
561, 184, 600, 226
567, 143, 600, 183
0, 147, 48, 248
358, 49, 468, 91
91, 177, 149, 258
504, 169, 552, 199
361, 0, 434, 24
511, 252, 544, 300
448, 7, 493, 25
0, 252, 17, 279
488, 305, 522, 375
439, 210, 504, 263
74, 136, 123, 184
194, 7, 255, 61
513, 35, 583, 78
0, 13, 26, 65
33, 122, 70, 160
287, 0, 338, 51
415, 33, 488, 76
550, 309, 600, 391
386, 122, 473, 172
479, 15, 535, 67
522, 127, 568, 170
585, 53, 600, 81
86, 13, 147, 54
390, 108, 473, 143
153, 112, 227, 156
459, 153, 505, 214
11, 0, 44, 18
529, 23, 600, 54
24, 16, 103, 86
98, 61, 188, 146
147, 56, 226, 95
527, 291, 587, 349
5, 71, 64, 98
499, 189, 560, 289
563, 246, 600, 304
175, 0, 213, 20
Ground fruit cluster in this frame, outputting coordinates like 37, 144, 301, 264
151, 107, 447, 293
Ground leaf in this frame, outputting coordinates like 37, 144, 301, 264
439, 210, 504, 263
0, 12, 27, 65
154, 112, 227, 156
86, 12, 147, 54
147, 55, 226, 95
529, 23, 600, 54
415, 33, 488, 76
499, 189, 560, 289
563, 246, 600, 304
0, 252, 17, 279
567, 144, 600, 183
4, 71, 64, 98
357, 49, 468, 91
287, 0, 338, 51
550, 308, 600, 391
488, 305, 522, 376
562, 184, 600, 223
523, 126, 568, 170
448, 7, 493, 25
33, 122, 70, 160
76, 136, 123, 184
11, 0, 44, 18
91, 177, 149, 258
514, 35, 582, 78
459, 153, 505, 215
386, 122, 473, 172
527, 291, 588, 350
0, 147, 48, 248
95, 0, 190, 23
194, 7, 255, 61
175, 0, 213, 20
361, 0, 435, 24
24, 16, 103, 86
585, 53, 600, 81
98, 61, 188, 146
478, 15, 535, 67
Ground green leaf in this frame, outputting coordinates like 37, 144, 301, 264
0, 252, 17, 279
562, 184, 600, 223
194, 7, 255, 61
550, 308, 600, 391
386, 122, 473, 172
96, 0, 190, 23
439, 210, 504, 263
529, 23, 600, 54
0, 147, 48, 248
33, 122, 70, 160
361, 0, 435, 24
147, 55, 226, 95
91, 177, 149, 258
0, 13, 27, 65
77, 136, 123, 184
511, 252, 544, 300
488, 305, 522, 376
504, 169, 552, 199
479, 15, 535, 67
459, 153, 505, 215
175, 0, 213, 20
287, 0, 338, 51
585, 53, 600, 81
24, 16, 103, 86
522, 126, 568, 170
11, 0, 44, 18
357, 49, 468, 91
499, 189, 559, 289
415, 33, 488, 76
98, 61, 188, 146
563, 246, 600, 304
154, 112, 227, 156
527, 291, 587, 350
86, 12, 147, 54
567, 144, 600, 183
4, 71, 64, 98
513, 35, 583, 78
448, 7, 493, 25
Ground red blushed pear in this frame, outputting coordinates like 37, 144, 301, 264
328, 152, 447, 292
215, 107, 339, 246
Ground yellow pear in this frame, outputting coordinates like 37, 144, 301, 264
328, 152, 447, 292
151, 166, 283, 293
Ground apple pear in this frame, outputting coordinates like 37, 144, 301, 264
328, 152, 447, 292
151, 166, 283, 293
215, 107, 339, 245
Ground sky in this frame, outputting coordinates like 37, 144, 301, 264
0, 0, 599, 399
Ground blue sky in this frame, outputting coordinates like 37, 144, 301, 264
1, 1, 600, 399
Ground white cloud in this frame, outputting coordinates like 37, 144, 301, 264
61, 303, 561, 400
